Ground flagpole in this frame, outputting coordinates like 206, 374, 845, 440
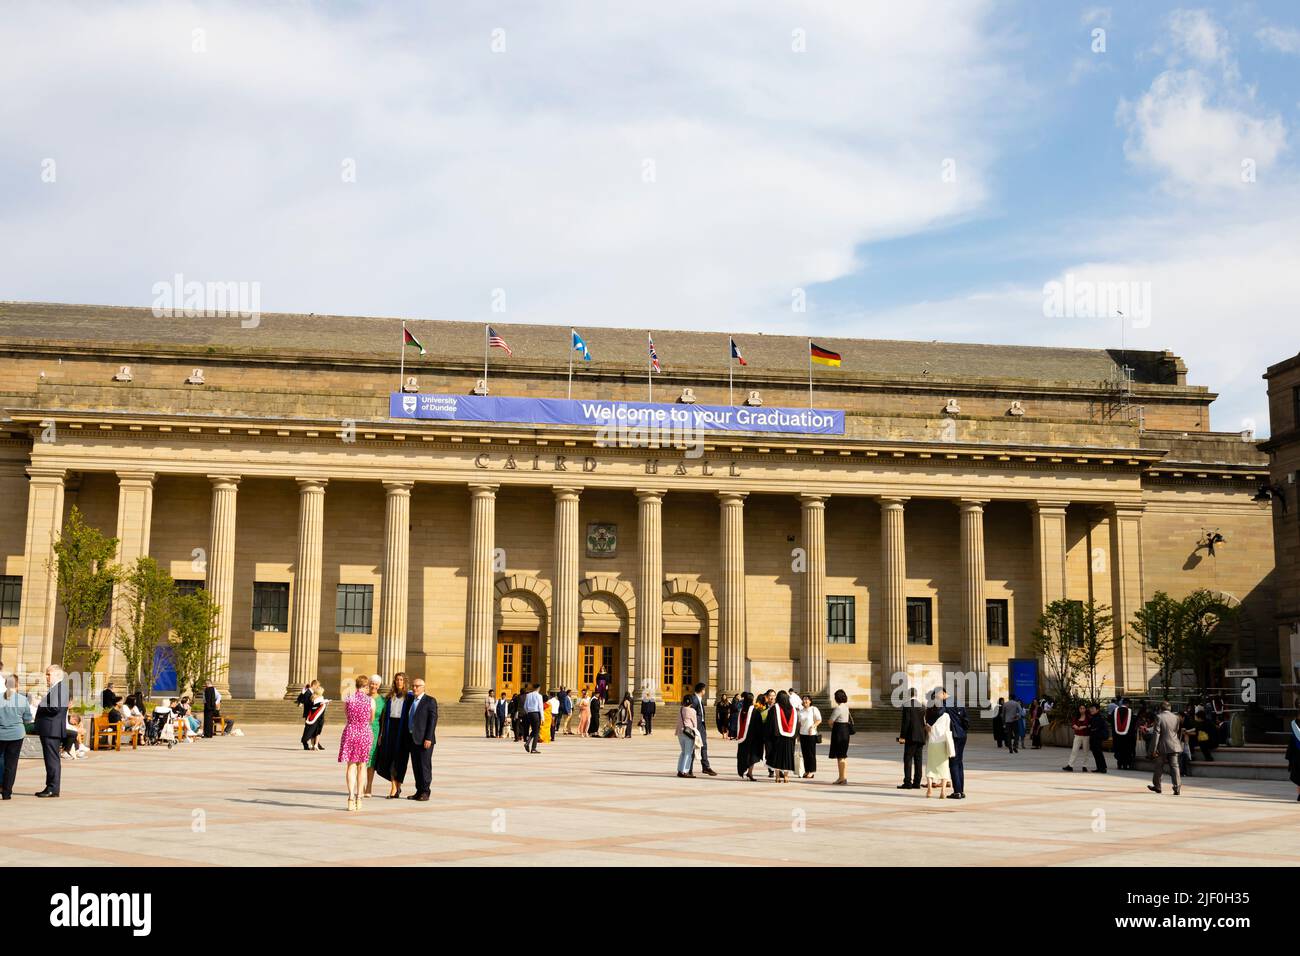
728, 336, 734, 406
400, 320, 407, 391
483, 324, 489, 393
568, 328, 574, 400
647, 332, 652, 403
808, 338, 813, 408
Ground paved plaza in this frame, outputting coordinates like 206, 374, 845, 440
3, 726, 1296, 867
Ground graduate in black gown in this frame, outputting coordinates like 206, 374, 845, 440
766, 691, 798, 782
374, 673, 413, 798
1111, 698, 1136, 770
735, 692, 763, 780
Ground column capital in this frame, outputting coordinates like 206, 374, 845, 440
116, 470, 157, 486
295, 477, 329, 492
207, 474, 241, 489
799, 492, 828, 507
716, 490, 748, 503
382, 479, 414, 495
1110, 501, 1146, 517
879, 495, 909, 509
553, 486, 582, 500
468, 483, 500, 497
635, 487, 667, 501
26, 466, 66, 482
957, 497, 989, 511
1029, 499, 1070, 514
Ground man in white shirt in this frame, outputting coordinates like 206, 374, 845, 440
485, 689, 498, 739
523, 685, 544, 754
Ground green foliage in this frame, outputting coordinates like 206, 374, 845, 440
1133, 589, 1239, 696
1073, 601, 1114, 703
113, 556, 177, 698
51, 506, 119, 673
1032, 599, 1079, 702
1133, 591, 1184, 694
171, 587, 222, 696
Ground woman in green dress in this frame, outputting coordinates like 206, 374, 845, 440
364, 675, 387, 799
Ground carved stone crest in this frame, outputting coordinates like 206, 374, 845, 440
586, 523, 618, 558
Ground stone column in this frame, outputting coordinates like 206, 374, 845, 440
799, 493, 829, 699
551, 487, 581, 692
635, 489, 666, 701
958, 499, 988, 677
1030, 500, 1070, 614
879, 496, 909, 700
717, 491, 747, 696
17, 467, 66, 673
1109, 503, 1146, 693
107, 471, 157, 681
377, 481, 413, 686
207, 476, 240, 693
460, 483, 497, 701
285, 479, 328, 697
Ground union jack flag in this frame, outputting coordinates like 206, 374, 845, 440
487, 326, 512, 356
648, 334, 661, 373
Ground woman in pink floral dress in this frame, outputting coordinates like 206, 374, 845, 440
338, 674, 376, 811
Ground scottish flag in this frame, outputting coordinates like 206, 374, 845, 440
571, 328, 592, 361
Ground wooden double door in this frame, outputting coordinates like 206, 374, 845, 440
495, 630, 539, 698
579, 633, 617, 700
661, 634, 699, 703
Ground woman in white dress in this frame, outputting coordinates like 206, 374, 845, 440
924, 707, 956, 799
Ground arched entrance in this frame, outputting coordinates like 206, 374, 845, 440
578, 577, 634, 704
494, 575, 550, 697
662, 579, 717, 702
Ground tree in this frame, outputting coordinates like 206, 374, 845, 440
1074, 601, 1114, 703
1179, 589, 1237, 695
171, 587, 221, 697
51, 506, 119, 673
1133, 591, 1185, 695
114, 556, 176, 698
1032, 599, 1080, 703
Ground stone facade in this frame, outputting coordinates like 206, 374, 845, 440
1261, 351, 1300, 706
0, 302, 1280, 704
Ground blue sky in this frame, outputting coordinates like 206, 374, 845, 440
1, 1, 1297, 433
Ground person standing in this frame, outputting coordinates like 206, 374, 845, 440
617, 693, 634, 739
797, 694, 822, 779
301, 682, 328, 751
374, 672, 411, 799
688, 682, 717, 776
484, 688, 497, 739
202, 681, 219, 738
338, 674, 376, 811
406, 677, 437, 800
577, 689, 591, 737
715, 695, 730, 737
923, 696, 955, 799
1087, 702, 1109, 773
0, 675, 30, 800
1147, 700, 1184, 796
675, 693, 699, 777
1001, 695, 1023, 754
559, 687, 574, 735
1112, 698, 1135, 770
765, 691, 798, 783
897, 687, 926, 789
100, 681, 116, 711
992, 698, 1005, 749
595, 667, 609, 704
1062, 703, 1091, 772
510, 691, 524, 742
33, 665, 68, 798
735, 692, 762, 780
940, 688, 969, 799
522, 684, 544, 753
495, 693, 508, 739
828, 689, 852, 785
640, 688, 656, 736
364, 675, 385, 798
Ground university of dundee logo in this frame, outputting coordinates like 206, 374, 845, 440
586, 523, 617, 558
401, 395, 418, 415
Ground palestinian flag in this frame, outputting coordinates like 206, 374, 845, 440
404, 326, 427, 355
810, 342, 841, 367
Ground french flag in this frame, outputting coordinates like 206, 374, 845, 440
730, 336, 747, 366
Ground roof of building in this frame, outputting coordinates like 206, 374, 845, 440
0, 300, 1185, 387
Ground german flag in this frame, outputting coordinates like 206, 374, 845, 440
809, 342, 841, 367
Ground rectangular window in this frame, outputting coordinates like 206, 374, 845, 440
906, 597, 933, 645
335, 584, 374, 634
826, 595, 856, 644
0, 575, 20, 626
175, 579, 205, 597
986, 599, 1009, 646
251, 582, 290, 632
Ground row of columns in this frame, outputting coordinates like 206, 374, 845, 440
14, 467, 1145, 698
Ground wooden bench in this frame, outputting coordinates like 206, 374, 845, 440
89, 714, 141, 752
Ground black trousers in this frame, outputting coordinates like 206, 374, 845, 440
1005, 722, 1019, 752
1090, 739, 1108, 772
40, 735, 62, 794
902, 740, 923, 786
798, 734, 817, 773
697, 724, 711, 770
1, 738, 22, 797
950, 736, 966, 794
484, 713, 496, 737
524, 712, 541, 751
410, 740, 433, 794
494, 713, 505, 737
642, 710, 653, 735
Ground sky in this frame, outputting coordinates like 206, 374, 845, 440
2, 1, 1298, 434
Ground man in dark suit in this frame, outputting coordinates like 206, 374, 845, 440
940, 688, 970, 799
100, 681, 117, 710
34, 665, 69, 798
689, 682, 717, 776
406, 677, 437, 801
897, 686, 926, 789
202, 682, 218, 738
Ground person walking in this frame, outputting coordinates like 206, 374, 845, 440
1087, 702, 1109, 773
339, 674, 376, 812
406, 677, 437, 800
0, 674, 30, 800
828, 689, 852, 785
797, 694, 822, 779
1001, 695, 1023, 754
299, 680, 327, 751
640, 688, 656, 736
897, 687, 926, 789
617, 693, 634, 739
374, 672, 412, 799
688, 683, 718, 776
1148, 700, 1185, 796
675, 692, 700, 777
33, 665, 68, 798
1062, 703, 1091, 772
992, 698, 1005, 749
523, 684, 544, 753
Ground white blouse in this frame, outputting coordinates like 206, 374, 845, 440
388, 697, 404, 718
798, 706, 822, 735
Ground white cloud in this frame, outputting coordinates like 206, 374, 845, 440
0, 0, 1012, 332
1166, 8, 1230, 66
1256, 24, 1300, 54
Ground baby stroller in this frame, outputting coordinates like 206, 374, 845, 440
144, 712, 168, 746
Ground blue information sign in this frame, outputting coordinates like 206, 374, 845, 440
1009, 658, 1039, 703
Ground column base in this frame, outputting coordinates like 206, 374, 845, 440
459, 687, 491, 703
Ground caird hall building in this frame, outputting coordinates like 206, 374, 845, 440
0, 301, 1285, 707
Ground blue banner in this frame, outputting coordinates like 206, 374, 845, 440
389, 393, 845, 435
1009, 658, 1039, 704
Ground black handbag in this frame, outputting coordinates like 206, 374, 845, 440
847, 714, 856, 736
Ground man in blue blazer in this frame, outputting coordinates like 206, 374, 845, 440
406, 677, 438, 801
940, 688, 970, 800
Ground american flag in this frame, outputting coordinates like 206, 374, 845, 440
648, 334, 661, 373
487, 326, 512, 356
